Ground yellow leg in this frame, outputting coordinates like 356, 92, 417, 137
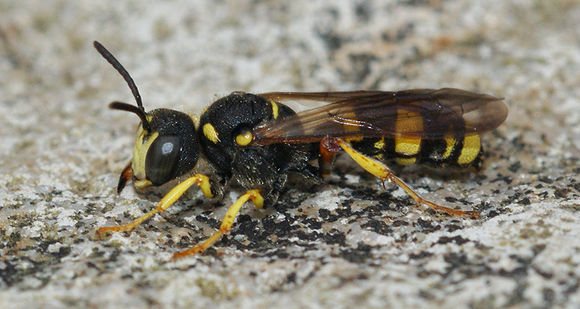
96, 174, 214, 237
336, 139, 480, 219
171, 189, 264, 260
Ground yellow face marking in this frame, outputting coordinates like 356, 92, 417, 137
394, 109, 422, 156
442, 135, 456, 159
395, 157, 417, 166
132, 128, 159, 181
270, 100, 279, 120
235, 130, 253, 146
374, 137, 385, 150
458, 134, 481, 165
202, 123, 220, 144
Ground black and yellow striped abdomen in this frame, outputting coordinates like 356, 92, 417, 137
351, 133, 483, 170
349, 107, 484, 170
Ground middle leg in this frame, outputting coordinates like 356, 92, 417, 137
172, 189, 265, 259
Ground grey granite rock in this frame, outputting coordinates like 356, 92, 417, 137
0, 1, 579, 308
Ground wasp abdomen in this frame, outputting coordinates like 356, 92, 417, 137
351, 134, 483, 170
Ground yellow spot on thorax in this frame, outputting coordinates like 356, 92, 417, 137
203, 123, 220, 144
458, 134, 481, 165
270, 100, 279, 119
235, 130, 253, 146
394, 109, 423, 156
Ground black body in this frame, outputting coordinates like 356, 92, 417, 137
94, 40, 504, 208
94, 41, 507, 258
198, 92, 319, 202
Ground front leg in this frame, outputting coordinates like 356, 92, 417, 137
96, 174, 214, 237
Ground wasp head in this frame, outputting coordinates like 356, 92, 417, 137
94, 41, 199, 193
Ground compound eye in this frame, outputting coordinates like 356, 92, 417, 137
235, 130, 253, 146
145, 135, 181, 185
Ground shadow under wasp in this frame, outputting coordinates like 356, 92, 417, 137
93, 41, 508, 259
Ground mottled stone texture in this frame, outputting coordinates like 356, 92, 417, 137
0, 1, 578, 308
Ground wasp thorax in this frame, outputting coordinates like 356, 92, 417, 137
131, 109, 199, 187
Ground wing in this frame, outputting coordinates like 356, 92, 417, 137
251, 88, 508, 146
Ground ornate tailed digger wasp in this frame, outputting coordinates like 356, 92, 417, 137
93, 41, 508, 259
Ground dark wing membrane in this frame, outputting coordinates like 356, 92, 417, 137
260, 90, 386, 103
252, 88, 507, 145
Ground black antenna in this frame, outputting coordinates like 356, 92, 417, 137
109, 101, 152, 131
94, 41, 152, 131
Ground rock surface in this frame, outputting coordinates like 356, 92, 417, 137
0, 1, 579, 308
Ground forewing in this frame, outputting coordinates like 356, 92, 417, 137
252, 88, 507, 145
259, 90, 386, 103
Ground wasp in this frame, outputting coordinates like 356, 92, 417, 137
93, 41, 508, 259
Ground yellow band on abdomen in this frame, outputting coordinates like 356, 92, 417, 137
395, 136, 421, 156
394, 109, 423, 158
457, 134, 481, 165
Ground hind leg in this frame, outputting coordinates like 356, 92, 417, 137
327, 138, 479, 219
